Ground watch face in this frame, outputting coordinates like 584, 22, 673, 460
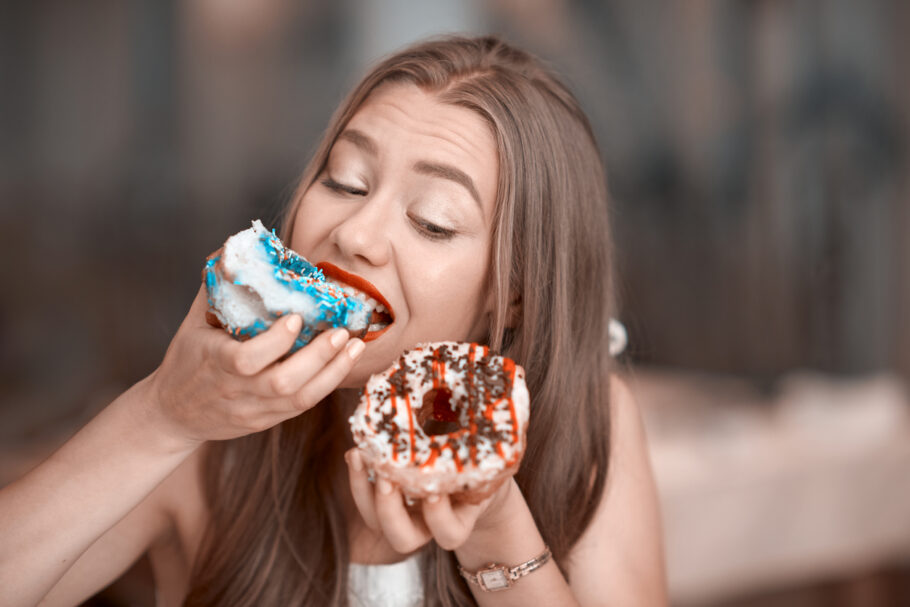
479, 567, 512, 591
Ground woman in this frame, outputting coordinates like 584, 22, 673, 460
1, 35, 665, 606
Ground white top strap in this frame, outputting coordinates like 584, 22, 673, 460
609, 318, 627, 357
348, 553, 424, 607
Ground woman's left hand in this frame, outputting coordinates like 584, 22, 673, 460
344, 448, 514, 553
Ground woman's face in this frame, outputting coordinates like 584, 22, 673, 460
291, 82, 499, 386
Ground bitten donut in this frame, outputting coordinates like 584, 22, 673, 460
204, 220, 387, 352
349, 342, 530, 503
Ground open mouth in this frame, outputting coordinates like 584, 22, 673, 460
317, 262, 395, 342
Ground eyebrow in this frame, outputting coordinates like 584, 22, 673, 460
338, 129, 378, 156
337, 128, 483, 210
413, 161, 482, 209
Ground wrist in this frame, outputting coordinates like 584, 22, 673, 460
458, 545, 552, 593
455, 478, 546, 570
114, 373, 203, 457
470, 477, 519, 537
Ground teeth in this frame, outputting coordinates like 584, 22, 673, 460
368, 322, 390, 333
326, 278, 357, 299
325, 277, 391, 317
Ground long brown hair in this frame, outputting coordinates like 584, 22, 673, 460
184, 34, 615, 606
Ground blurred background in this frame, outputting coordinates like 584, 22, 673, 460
2, 1, 909, 605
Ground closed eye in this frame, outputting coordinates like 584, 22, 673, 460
321, 177, 367, 196
408, 213, 456, 241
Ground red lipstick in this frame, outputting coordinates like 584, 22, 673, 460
316, 262, 394, 343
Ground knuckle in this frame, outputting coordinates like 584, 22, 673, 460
323, 350, 354, 379
233, 353, 257, 376
319, 333, 343, 360
335, 351, 356, 371
292, 389, 315, 411
216, 342, 234, 368
269, 373, 294, 396
217, 380, 242, 401
389, 536, 419, 555
249, 417, 273, 433
218, 344, 241, 374
223, 389, 243, 402
448, 530, 470, 550
226, 409, 250, 428
407, 536, 429, 553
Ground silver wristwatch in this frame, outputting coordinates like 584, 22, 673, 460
457, 546, 552, 592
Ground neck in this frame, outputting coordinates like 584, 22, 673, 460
330, 389, 362, 450
332, 387, 362, 410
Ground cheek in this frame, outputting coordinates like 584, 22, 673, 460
290, 194, 335, 255
407, 251, 489, 332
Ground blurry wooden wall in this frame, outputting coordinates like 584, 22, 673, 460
501, 0, 910, 377
0, 0, 354, 444
2, 1, 910, 445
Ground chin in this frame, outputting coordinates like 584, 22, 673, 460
338, 328, 484, 390
338, 350, 396, 389
339, 370, 371, 390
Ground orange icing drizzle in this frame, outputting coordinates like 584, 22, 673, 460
405, 391, 415, 463
370, 343, 520, 472
389, 386, 399, 462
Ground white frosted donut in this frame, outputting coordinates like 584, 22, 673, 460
203, 220, 385, 352
349, 341, 530, 503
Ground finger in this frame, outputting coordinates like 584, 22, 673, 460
345, 449, 380, 531
282, 338, 366, 411
216, 314, 303, 377
258, 328, 353, 397
374, 478, 432, 554
422, 493, 485, 550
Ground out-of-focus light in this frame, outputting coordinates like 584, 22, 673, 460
193, 0, 289, 43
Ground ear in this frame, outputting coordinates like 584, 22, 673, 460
505, 292, 521, 329
486, 290, 521, 329
469, 289, 521, 343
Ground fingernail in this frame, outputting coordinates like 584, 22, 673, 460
330, 329, 348, 348
350, 451, 363, 472
286, 315, 302, 333
377, 479, 393, 495
426, 493, 440, 504
346, 338, 365, 358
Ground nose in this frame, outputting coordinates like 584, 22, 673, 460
329, 197, 392, 267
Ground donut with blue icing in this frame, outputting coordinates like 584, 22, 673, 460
203, 220, 372, 352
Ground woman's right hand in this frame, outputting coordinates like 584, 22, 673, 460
143, 285, 365, 449
0, 284, 366, 606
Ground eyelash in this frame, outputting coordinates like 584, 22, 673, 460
409, 214, 456, 240
320, 177, 366, 196
321, 176, 457, 241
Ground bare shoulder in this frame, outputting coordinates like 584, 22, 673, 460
146, 445, 210, 605
155, 442, 208, 522
150, 444, 209, 568
566, 374, 668, 606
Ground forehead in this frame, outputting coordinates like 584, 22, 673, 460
340, 82, 499, 216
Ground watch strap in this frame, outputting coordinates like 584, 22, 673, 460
458, 545, 552, 592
